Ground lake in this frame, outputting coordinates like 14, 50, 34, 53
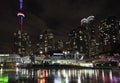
0, 67, 120, 83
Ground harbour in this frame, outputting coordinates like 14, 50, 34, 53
1, 67, 120, 83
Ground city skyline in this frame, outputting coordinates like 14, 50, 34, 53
0, 0, 120, 52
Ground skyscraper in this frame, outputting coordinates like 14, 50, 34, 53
68, 16, 99, 58
13, 0, 31, 55
98, 16, 120, 55
81, 16, 99, 57
38, 30, 55, 55
13, 31, 31, 55
68, 26, 88, 57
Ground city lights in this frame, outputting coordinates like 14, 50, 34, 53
0, 0, 120, 83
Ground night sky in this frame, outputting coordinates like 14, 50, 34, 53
0, 0, 120, 52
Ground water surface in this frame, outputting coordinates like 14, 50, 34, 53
0, 68, 120, 83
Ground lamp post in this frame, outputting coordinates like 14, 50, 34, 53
74, 51, 79, 64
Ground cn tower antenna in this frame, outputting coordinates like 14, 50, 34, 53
17, 0, 25, 31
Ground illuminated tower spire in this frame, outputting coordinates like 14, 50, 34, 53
13, 0, 31, 55
17, 0, 25, 31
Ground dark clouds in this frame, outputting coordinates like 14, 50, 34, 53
0, 0, 120, 52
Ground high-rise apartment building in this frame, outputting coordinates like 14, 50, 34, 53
86, 19, 98, 57
38, 30, 55, 54
55, 40, 64, 51
81, 16, 99, 57
69, 26, 88, 57
68, 16, 99, 58
13, 30, 31, 55
98, 16, 120, 55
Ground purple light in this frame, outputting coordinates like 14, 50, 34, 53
20, 0, 23, 9
18, 0, 24, 31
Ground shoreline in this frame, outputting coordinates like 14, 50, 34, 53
21, 64, 120, 70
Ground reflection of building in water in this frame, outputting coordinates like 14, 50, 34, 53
2, 68, 120, 83
37, 69, 48, 83
53, 70, 69, 83
0, 73, 8, 83
54, 75, 62, 83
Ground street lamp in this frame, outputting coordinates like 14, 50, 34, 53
40, 51, 43, 54
74, 51, 79, 63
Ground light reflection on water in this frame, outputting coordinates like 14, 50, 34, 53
0, 68, 120, 83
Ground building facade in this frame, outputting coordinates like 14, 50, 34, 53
38, 30, 55, 55
68, 26, 88, 57
13, 30, 31, 55
98, 16, 120, 55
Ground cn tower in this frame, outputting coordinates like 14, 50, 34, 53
17, 0, 25, 31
